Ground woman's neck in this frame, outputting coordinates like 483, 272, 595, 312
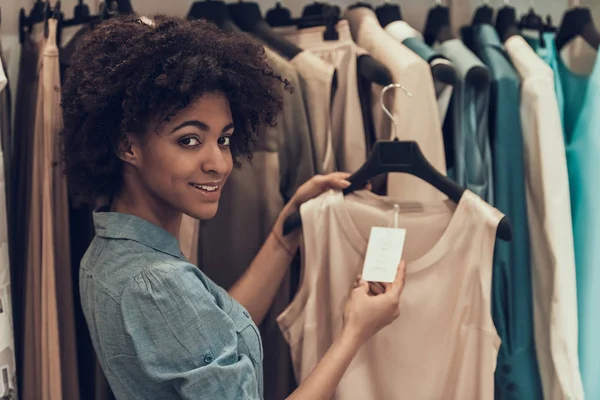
110, 188, 183, 239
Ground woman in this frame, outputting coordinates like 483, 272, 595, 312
61, 15, 406, 400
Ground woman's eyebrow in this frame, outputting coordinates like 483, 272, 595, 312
170, 120, 209, 133
170, 120, 235, 133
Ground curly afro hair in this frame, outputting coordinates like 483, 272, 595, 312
61, 14, 290, 203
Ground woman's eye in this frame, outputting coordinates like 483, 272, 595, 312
218, 135, 232, 147
180, 137, 200, 147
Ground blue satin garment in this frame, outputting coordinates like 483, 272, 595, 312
533, 34, 600, 399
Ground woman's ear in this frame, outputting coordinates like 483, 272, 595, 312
117, 134, 140, 166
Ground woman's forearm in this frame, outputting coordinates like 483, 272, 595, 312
228, 202, 301, 325
287, 329, 361, 400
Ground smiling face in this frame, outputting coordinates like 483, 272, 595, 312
121, 92, 235, 220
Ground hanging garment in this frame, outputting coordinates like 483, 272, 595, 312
344, 8, 447, 202
435, 39, 494, 204
277, 21, 367, 174
384, 28, 454, 122
22, 19, 80, 400
504, 34, 584, 400
199, 47, 315, 400
0, 63, 17, 397
532, 33, 600, 399
278, 189, 503, 400
10, 35, 41, 395
385, 20, 423, 41
289, 51, 336, 174
470, 24, 543, 400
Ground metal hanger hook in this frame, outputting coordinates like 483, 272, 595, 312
435, 0, 442, 5
380, 83, 412, 140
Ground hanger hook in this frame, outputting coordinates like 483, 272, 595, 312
380, 83, 412, 140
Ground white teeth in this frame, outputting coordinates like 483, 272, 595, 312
192, 183, 218, 192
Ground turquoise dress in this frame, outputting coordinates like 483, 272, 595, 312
471, 24, 543, 400
533, 34, 600, 399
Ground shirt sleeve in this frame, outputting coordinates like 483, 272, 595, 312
120, 262, 260, 399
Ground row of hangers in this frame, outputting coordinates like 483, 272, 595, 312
424, 0, 600, 51
18, 0, 135, 44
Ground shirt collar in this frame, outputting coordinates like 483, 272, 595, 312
474, 23, 504, 51
93, 207, 185, 260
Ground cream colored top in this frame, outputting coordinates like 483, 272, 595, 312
505, 35, 584, 400
278, 189, 504, 400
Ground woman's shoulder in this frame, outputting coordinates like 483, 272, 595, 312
122, 260, 234, 315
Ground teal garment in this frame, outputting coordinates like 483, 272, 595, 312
80, 209, 264, 400
532, 34, 600, 399
436, 39, 494, 203
471, 24, 543, 400
402, 37, 441, 63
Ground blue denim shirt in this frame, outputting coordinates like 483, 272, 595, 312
80, 208, 264, 399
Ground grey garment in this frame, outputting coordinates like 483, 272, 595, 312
436, 39, 494, 204
266, 47, 316, 202
80, 209, 264, 400
291, 51, 336, 174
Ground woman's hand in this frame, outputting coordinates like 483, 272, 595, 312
342, 261, 407, 344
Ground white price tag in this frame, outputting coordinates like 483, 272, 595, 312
361, 227, 406, 283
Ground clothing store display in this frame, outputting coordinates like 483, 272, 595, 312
344, 7, 447, 203
471, 24, 543, 400
80, 209, 264, 400
289, 51, 336, 175
436, 39, 494, 204
278, 21, 367, 174
6, 3, 599, 399
278, 189, 503, 399
505, 35, 584, 400
533, 34, 600, 399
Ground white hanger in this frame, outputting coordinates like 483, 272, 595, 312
380, 83, 412, 140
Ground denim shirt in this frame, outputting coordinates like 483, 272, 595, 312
80, 208, 264, 399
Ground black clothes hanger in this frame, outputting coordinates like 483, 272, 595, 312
358, 55, 393, 86
544, 15, 557, 33
44, 0, 62, 39
495, 5, 520, 43
472, 3, 494, 25
283, 85, 512, 241
375, 2, 403, 28
19, 0, 46, 44
302, 1, 328, 18
188, 0, 241, 32
423, 4, 455, 46
60, 0, 102, 28
555, 7, 600, 52
348, 2, 373, 11
266, 2, 292, 27
228, 1, 302, 59
519, 6, 546, 46
283, 140, 512, 241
